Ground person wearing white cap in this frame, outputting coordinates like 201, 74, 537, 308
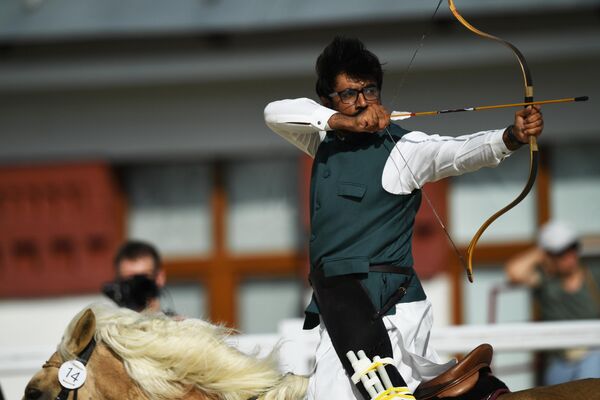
506, 220, 600, 385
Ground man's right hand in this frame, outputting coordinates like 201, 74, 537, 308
328, 104, 390, 133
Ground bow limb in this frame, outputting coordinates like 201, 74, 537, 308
448, 0, 539, 282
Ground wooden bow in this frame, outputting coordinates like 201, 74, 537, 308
447, 0, 539, 282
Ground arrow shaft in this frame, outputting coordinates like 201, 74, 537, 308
390, 96, 588, 119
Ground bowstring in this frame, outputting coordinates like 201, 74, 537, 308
383, 129, 468, 270
387, 0, 444, 108
384, 0, 469, 273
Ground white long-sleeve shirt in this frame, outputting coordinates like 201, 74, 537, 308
265, 98, 513, 194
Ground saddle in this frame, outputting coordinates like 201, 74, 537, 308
414, 344, 494, 399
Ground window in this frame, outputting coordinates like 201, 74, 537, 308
124, 163, 213, 257
550, 143, 600, 235
121, 157, 305, 327
226, 159, 299, 253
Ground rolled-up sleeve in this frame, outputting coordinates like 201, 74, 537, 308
264, 98, 336, 157
382, 128, 512, 194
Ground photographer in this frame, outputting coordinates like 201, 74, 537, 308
103, 240, 166, 313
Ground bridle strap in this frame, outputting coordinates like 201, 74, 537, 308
76, 337, 97, 365
55, 387, 75, 400
52, 338, 97, 400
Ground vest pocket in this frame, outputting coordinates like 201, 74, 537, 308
337, 182, 367, 200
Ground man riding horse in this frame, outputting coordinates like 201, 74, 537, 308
264, 36, 543, 399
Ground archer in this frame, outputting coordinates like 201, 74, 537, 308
264, 36, 543, 400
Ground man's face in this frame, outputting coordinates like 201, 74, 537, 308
117, 256, 165, 288
118, 256, 155, 279
546, 248, 580, 277
326, 73, 380, 116
114, 256, 165, 312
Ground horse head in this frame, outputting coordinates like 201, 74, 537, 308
22, 308, 146, 400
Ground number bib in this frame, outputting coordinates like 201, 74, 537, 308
58, 360, 87, 389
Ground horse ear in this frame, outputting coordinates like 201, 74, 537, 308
66, 308, 96, 355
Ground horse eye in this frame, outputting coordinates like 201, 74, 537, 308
24, 386, 43, 400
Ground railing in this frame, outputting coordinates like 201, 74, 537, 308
3, 318, 599, 398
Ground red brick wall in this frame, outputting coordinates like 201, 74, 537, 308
0, 162, 123, 297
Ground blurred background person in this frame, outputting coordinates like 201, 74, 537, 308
505, 220, 600, 385
102, 240, 169, 313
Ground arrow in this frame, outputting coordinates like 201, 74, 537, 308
390, 96, 588, 121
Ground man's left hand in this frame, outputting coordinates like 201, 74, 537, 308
513, 105, 543, 143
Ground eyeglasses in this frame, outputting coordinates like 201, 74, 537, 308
328, 85, 380, 104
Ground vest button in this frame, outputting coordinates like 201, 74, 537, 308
310, 233, 316, 241
315, 201, 321, 210
323, 169, 330, 178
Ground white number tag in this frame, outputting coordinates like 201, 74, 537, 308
58, 360, 87, 389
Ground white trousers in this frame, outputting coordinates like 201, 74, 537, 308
306, 299, 455, 399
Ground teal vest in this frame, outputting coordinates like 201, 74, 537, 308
305, 124, 426, 329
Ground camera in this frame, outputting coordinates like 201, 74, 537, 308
102, 274, 160, 311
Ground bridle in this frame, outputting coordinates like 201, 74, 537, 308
43, 338, 97, 400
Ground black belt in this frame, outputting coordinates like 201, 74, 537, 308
369, 264, 413, 275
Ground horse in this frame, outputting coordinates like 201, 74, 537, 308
22, 304, 599, 400
22, 304, 307, 400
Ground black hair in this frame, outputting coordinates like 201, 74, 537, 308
315, 36, 384, 99
113, 240, 161, 277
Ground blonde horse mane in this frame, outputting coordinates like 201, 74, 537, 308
58, 304, 307, 400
